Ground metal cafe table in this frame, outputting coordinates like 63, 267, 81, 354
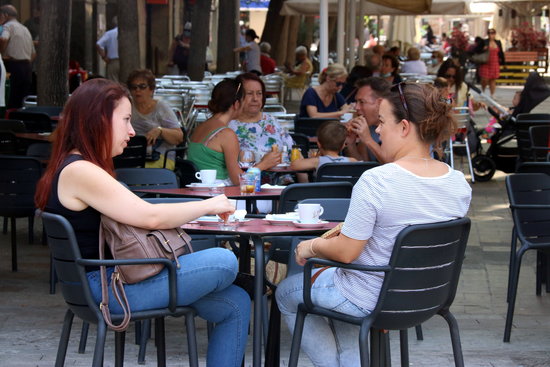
181, 219, 338, 367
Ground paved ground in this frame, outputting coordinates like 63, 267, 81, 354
1, 83, 550, 366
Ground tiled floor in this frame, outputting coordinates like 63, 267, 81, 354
1, 84, 550, 366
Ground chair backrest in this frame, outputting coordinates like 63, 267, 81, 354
290, 132, 310, 158
0, 132, 19, 155
41, 211, 103, 324
8, 111, 54, 133
315, 162, 379, 185
371, 217, 471, 330
175, 159, 200, 187
277, 181, 353, 214
20, 105, 63, 117
115, 168, 178, 196
263, 105, 287, 114
0, 156, 42, 216
26, 142, 52, 160
113, 135, 147, 168
528, 125, 550, 161
516, 162, 550, 175
299, 198, 350, 222
294, 117, 339, 137
516, 113, 550, 122
0, 119, 27, 133
514, 116, 550, 162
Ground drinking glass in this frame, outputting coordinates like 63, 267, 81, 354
218, 199, 237, 230
239, 150, 256, 169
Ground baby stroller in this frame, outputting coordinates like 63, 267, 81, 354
467, 73, 550, 181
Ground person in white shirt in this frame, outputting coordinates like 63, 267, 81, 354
276, 82, 472, 367
233, 29, 261, 75
401, 47, 427, 75
96, 17, 119, 81
0, 4, 35, 108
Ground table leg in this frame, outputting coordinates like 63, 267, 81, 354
252, 235, 265, 367
238, 237, 251, 274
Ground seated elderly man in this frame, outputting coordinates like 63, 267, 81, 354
401, 47, 427, 75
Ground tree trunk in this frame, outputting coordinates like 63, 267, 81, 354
37, 0, 72, 106
286, 16, 300, 65
118, 0, 140, 83
302, 16, 314, 49
188, 0, 211, 81
262, 0, 285, 59
216, 0, 238, 73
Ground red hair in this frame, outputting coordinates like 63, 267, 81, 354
35, 78, 131, 209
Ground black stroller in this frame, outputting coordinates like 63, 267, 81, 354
467, 73, 550, 181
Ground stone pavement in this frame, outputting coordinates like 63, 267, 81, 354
1, 83, 550, 366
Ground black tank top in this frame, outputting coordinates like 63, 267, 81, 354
45, 154, 111, 270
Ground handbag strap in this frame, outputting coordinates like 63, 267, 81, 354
99, 223, 131, 331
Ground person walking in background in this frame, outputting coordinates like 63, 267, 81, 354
478, 28, 505, 97
233, 29, 261, 76
0, 4, 35, 108
259, 42, 276, 75
168, 22, 191, 75
96, 17, 119, 81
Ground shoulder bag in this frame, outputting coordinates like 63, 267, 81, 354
471, 50, 489, 65
98, 215, 193, 331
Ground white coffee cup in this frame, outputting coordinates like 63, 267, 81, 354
195, 169, 217, 184
297, 203, 324, 224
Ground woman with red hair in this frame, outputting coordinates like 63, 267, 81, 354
35, 79, 250, 367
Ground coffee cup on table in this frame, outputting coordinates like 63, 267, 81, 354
297, 203, 324, 223
195, 169, 217, 184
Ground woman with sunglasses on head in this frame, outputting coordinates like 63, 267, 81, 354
437, 59, 467, 107
187, 78, 244, 185
126, 69, 184, 170
277, 82, 471, 367
478, 28, 505, 97
299, 63, 353, 118
35, 79, 250, 367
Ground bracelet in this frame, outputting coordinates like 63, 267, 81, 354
309, 238, 318, 257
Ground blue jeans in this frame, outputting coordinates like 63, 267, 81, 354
276, 267, 370, 367
87, 247, 250, 367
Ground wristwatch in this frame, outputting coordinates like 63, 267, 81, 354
157, 126, 163, 134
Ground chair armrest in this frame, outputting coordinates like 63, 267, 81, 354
510, 204, 550, 209
163, 146, 188, 168
302, 258, 391, 310
77, 258, 179, 311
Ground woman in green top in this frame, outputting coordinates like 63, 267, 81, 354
188, 79, 244, 185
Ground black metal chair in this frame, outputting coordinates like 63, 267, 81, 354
113, 135, 147, 169
316, 162, 380, 185
26, 142, 52, 160
277, 181, 353, 214
41, 211, 199, 367
288, 217, 471, 367
115, 168, 178, 197
528, 125, 550, 161
504, 173, 550, 342
174, 159, 200, 187
0, 132, 19, 154
516, 161, 550, 175
0, 118, 27, 133
514, 114, 550, 164
8, 110, 55, 132
0, 156, 42, 271
20, 105, 63, 117
294, 117, 339, 137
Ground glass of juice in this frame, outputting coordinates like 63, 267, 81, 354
239, 173, 256, 196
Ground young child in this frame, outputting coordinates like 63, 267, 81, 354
290, 121, 357, 182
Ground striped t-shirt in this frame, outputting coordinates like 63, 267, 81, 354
337, 163, 472, 312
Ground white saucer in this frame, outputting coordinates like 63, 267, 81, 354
292, 220, 328, 229
186, 183, 225, 190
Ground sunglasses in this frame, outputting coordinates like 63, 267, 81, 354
335, 81, 345, 87
488, 31, 496, 35
128, 83, 149, 91
235, 82, 242, 101
444, 74, 456, 79
391, 82, 412, 122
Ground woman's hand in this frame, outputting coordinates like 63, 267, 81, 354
204, 195, 236, 216
295, 238, 318, 266
146, 126, 163, 146
256, 151, 282, 170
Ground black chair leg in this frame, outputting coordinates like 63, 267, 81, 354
370, 329, 381, 367
92, 323, 107, 367
504, 247, 526, 342
138, 320, 150, 364
185, 312, 199, 367
288, 307, 307, 367
28, 215, 34, 244
358, 325, 370, 367
10, 217, 17, 272
55, 310, 74, 367
400, 329, 409, 367
383, 331, 391, 367
507, 227, 517, 302
536, 250, 543, 296
265, 295, 281, 367
114, 330, 126, 367
441, 311, 464, 367
415, 325, 423, 340
79, 322, 89, 354
154, 318, 166, 367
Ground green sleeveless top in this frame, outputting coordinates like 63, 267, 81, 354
187, 127, 229, 180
